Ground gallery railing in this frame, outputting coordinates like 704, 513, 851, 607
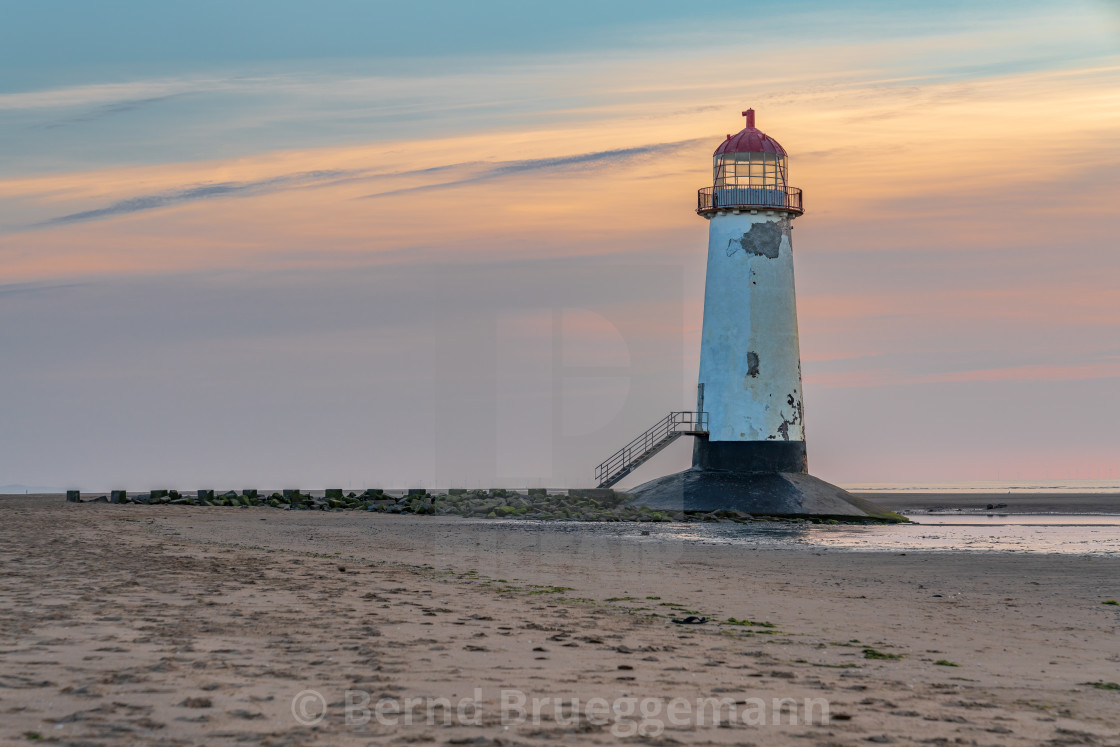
697, 185, 803, 215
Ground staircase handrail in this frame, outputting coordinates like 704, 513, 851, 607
594, 411, 708, 486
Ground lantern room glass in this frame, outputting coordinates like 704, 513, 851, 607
708, 152, 791, 211
712, 152, 787, 189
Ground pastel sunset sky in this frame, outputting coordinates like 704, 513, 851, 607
2, 0, 1118, 490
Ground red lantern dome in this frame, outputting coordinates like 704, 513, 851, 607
713, 110, 788, 157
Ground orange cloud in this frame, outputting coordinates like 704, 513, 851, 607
1, 44, 1117, 289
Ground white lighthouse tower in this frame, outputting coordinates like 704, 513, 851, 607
599, 109, 894, 518
696, 108, 807, 468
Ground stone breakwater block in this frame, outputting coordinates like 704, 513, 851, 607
527, 488, 546, 497
448, 488, 467, 495
66, 490, 81, 503
407, 488, 427, 496
325, 488, 344, 500
150, 489, 169, 500
283, 489, 300, 499
197, 490, 215, 502
110, 490, 127, 504
242, 489, 258, 500
569, 489, 616, 501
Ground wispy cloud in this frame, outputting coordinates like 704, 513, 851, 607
0, 281, 86, 298
38, 169, 363, 226
920, 358, 1120, 384
806, 352, 1120, 389
361, 139, 702, 199
36, 140, 700, 227
0, 77, 266, 111
39, 94, 188, 130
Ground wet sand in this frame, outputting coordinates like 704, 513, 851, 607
3, 494, 1119, 745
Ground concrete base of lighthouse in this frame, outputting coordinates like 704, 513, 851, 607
628, 438, 900, 520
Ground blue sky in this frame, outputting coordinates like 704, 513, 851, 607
5, 0, 1115, 172
3, 1, 1034, 83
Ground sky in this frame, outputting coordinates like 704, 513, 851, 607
1, 0, 1118, 491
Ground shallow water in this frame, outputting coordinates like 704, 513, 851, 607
848, 479, 1120, 494
499, 515, 1120, 556
661, 515, 1120, 555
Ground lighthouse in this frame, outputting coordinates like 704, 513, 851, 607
597, 110, 895, 518
696, 108, 807, 468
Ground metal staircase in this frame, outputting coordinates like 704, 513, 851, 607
595, 411, 709, 488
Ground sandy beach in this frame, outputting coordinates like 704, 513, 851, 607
3, 494, 1120, 745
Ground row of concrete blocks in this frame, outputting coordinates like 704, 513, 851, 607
65, 488, 620, 503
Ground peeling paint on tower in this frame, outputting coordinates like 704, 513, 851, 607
746, 351, 760, 378
726, 221, 783, 258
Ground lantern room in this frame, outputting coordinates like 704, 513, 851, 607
697, 109, 803, 216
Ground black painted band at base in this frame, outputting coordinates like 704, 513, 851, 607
692, 437, 808, 473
